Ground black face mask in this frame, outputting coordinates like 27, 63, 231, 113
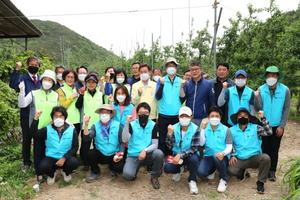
138, 114, 149, 125
28, 66, 39, 74
110, 73, 115, 80
238, 117, 249, 125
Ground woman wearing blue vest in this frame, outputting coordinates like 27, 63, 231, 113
227, 107, 272, 194
83, 104, 124, 183
164, 106, 201, 195
76, 74, 104, 172
254, 66, 291, 182
218, 70, 255, 127
122, 102, 164, 189
197, 106, 232, 193
19, 70, 58, 183
30, 107, 79, 185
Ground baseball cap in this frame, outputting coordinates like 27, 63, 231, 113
234, 70, 247, 78
179, 106, 192, 116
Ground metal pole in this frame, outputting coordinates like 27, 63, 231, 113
172, 9, 174, 49
151, 33, 154, 71
25, 38, 28, 51
213, 0, 217, 77
188, 0, 191, 60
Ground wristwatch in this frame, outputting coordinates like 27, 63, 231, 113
144, 148, 148, 153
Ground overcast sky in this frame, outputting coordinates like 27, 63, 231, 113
11, 0, 300, 57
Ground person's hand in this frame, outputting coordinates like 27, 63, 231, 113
126, 115, 132, 123
222, 82, 228, 90
79, 87, 85, 95
55, 157, 66, 167
258, 110, 264, 119
18, 81, 25, 93
216, 152, 225, 161
203, 74, 209, 79
108, 94, 113, 103
167, 124, 174, 136
84, 116, 91, 126
202, 121, 208, 129
16, 62, 22, 70
138, 149, 146, 161
71, 92, 78, 99
34, 110, 43, 120
138, 87, 143, 96
181, 80, 186, 88
254, 90, 260, 99
100, 76, 105, 83
160, 77, 165, 85
113, 152, 124, 162
172, 154, 181, 165
276, 127, 284, 137
229, 156, 237, 165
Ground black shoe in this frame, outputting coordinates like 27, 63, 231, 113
147, 165, 153, 173
82, 165, 90, 173
37, 175, 44, 183
256, 181, 265, 194
151, 177, 160, 189
238, 169, 247, 181
21, 165, 30, 172
268, 171, 276, 182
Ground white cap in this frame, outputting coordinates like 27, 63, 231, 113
179, 106, 192, 116
40, 69, 57, 84
165, 57, 178, 67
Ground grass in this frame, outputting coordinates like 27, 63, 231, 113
90, 190, 99, 198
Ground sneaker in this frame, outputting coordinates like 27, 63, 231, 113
47, 171, 57, 185
217, 178, 227, 193
207, 170, 217, 180
172, 166, 184, 182
21, 165, 30, 172
86, 173, 101, 183
256, 181, 265, 194
151, 177, 160, 189
238, 169, 247, 181
268, 171, 276, 182
82, 165, 90, 173
37, 175, 44, 183
61, 170, 72, 182
188, 180, 198, 194
108, 169, 118, 178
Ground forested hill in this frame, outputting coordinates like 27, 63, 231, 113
25, 19, 118, 68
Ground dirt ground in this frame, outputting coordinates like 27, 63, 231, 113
27, 120, 300, 200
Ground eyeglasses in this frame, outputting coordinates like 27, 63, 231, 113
138, 111, 150, 115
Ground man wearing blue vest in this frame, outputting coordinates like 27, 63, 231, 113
227, 107, 272, 194
156, 57, 183, 155
254, 66, 291, 182
164, 106, 200, 194
218, 70, 255, 127
30, 107, 79, 185
9, 56, 41, 172
83, 104, 124, 183
122, 102, 164, 189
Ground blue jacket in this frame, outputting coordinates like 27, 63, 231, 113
181, 78, 215, 119
9, 70, 41, 117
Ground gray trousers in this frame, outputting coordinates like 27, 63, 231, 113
227, 153, 270, 183
123, 149, 164, 180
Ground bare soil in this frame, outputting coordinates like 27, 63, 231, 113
27, 120, 300, 200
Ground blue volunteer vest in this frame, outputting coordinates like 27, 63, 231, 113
204, 123, 228, 157
128, 119, 155, 157
260, 83, 287, 127
45, 125, 74, 160
230, 123, 261, 160
113, 104, 134, 128
172, 122, 198, 155
94, 120, 120, 156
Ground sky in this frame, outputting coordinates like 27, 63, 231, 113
10, 0, 300, 58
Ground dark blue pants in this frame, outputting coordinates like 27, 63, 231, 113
20, 117, 32, 166
33, 137, 45, 176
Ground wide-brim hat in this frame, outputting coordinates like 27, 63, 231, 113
260, 66, 284, 81
95, 104, 116, 117
230, 107, 259, 125
165, 57, 179, 67
40, 69, 57, 84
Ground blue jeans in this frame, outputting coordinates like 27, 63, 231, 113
123, 149, 164, 180
197, 154, 228, 182
164, 154, 199, 182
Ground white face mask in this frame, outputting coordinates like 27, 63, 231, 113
116, 95, 126, 103
153, 75, 161, 82
140, 73, 149, 81
53, 118, 64, 128
116, 78, 124, 84
235, 79, 246, 87
78, 74, 87, 82
179, 117, 191, 126
166, 67, 176, 75
100, 113, 111, 123
42, 81, 52, 90
56, 74, 63, 81
209, 118, 220, 126
266, 77, 277, 86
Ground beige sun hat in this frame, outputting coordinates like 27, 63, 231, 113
95, 104, 117, 117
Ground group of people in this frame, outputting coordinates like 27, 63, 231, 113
9, 56, 290, 195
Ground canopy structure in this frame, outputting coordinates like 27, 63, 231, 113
0, 0, 43, 49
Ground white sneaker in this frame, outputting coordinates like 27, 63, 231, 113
172, 166, 184, 182
207, 170, 216, 180
188, 180, 198, 194
61, 170, 72, 182
217, 178, 227, 193
47, 171, 57, 185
